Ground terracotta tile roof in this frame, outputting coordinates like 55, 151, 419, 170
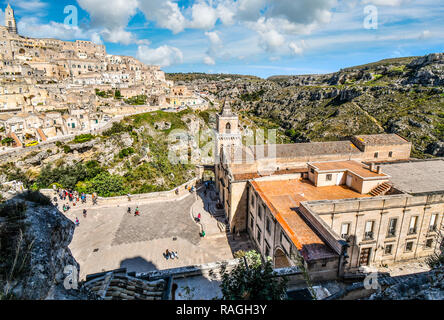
310, 160, 388, 179
251, 179, 370, 261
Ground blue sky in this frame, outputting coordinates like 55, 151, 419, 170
2, 0, 443, 78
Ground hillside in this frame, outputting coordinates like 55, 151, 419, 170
177, 53, 444, 158
0, 107, 290, 198
0, 109, 215, 197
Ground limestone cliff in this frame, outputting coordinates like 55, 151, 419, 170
0, 192, 88, 300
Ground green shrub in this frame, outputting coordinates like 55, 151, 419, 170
88, 172, 126, 197
102, 122, 132, 137
73, 134, 94, 144
125, 95, 147, 105
119, 147, 135, 159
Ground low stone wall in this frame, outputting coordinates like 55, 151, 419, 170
40, 178, 199, 207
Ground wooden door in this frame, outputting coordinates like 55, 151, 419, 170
359, 248, 371, 266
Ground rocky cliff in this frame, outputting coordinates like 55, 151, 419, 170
0, 192, 88, 300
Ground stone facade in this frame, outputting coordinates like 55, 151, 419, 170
214, 106, 443, 281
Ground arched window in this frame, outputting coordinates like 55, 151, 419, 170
226, 122, 231, 133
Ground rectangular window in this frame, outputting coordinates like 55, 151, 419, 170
256, 227, 262, 244
374, 152, 379, 158
250, 215, 254, 230
266, 217, 271, 234
265, 241, 270, 258
409, 216, 418, 234
425, 239, 433, 249
326, 174, 332, 181
365, 221, 374, 240
405, 241, 413, 252
429, 214, 438, 232
385, 244, 393, 255
258, 205, 265, 220
310, 168, 315, 174
341, 223, 350, 239
251, 194, 255, 207
387, 218, 397, 237
389, 151, 393, 157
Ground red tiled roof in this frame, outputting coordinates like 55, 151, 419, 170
251, 179, 370, 261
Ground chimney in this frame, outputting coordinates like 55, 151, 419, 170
370, 163, 376, 172
377, 166, 383, 174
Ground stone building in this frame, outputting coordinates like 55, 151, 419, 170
214, 106, 443, 281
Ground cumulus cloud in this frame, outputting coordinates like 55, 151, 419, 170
17, 17, 91, 40
138, 1, 187, 34
289, 41, 304, 55
77, 0, 139, 30
77, 0, 139, 44
90, 32, 103, 45
189, 1, 219, 30
203, 56, 216, 65
100, 27, 137, 45
137, 44, 183, 67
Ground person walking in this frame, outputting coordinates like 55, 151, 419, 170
135, 207, 140, 216
83, 209, 87, 218
75, 218, 80, 227
165, 249, 170, 260
127, 207, 131, 214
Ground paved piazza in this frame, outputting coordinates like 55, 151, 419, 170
63, 190, 253, 280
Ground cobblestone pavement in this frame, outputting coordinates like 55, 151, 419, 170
64, 190, 253, 280
112, 195, 199, 246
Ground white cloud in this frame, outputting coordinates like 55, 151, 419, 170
138, 1, 187, 34
11, 0, 47, 12
236, 0, 267, 21
189, 1, 219, 30
361, 0, 407, 6
203, 56, 216, 65
90, 32, 103, 45
419, 30, 431, 40
100, 27, 137, 45
77, 0, 139, 30
17, 17, 91, 40
137, 44, 183, 67
77, 0, 139, 44
289, 41, 304, 55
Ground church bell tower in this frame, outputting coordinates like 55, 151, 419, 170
5, 4, 18, 34
215, 100, 242, 162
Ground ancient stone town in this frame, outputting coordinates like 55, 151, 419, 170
0, 3, 442, 303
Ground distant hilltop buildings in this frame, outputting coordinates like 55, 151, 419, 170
0, 4, 206, 149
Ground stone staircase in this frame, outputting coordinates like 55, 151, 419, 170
369, 182, 392, 196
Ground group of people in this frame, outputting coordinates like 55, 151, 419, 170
164, 249, 178, 260
127, 206, 140, 216
53, 187, 99, 215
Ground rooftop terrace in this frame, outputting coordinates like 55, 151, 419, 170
251, 179, 370, 261
379, 159, 444, 194
310, 160, 388, 179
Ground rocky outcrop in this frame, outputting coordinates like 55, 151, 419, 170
0, 192, 88, 300
426, 141, 444, 157
368, 269, 444, 300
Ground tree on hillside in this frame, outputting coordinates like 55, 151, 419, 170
220, 250, 288, 300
